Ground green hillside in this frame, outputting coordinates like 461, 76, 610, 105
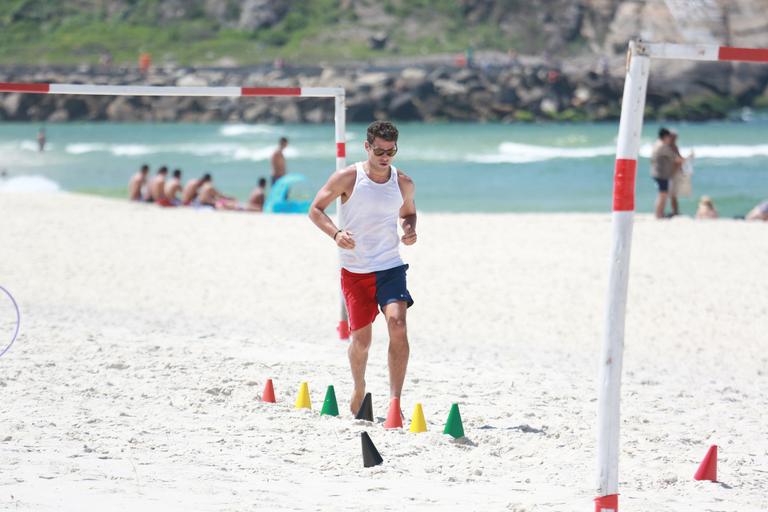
0, 0, 583, 66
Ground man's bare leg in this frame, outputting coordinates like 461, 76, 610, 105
383, 301, 409, 400
670, 194, 679, 216
348, 323, 372, 414
655, 191, 668, 219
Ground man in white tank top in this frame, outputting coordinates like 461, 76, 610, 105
309, 121, 417, 415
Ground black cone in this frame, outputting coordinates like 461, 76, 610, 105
361, 431, 383, 468
355, 392, 373, 422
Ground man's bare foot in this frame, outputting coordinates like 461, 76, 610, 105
350, 387, 366, 415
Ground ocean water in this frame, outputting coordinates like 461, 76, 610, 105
1, 121, 767, 216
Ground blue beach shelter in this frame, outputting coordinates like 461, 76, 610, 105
264, 173, 312, 214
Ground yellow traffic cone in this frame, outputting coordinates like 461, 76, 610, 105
294, 382, 311, 409
409, 403, 427, 433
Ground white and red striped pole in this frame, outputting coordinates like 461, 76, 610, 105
0, 82, 344, 99
0, 81, 350, 339
595, 41, 650, 512
595, 40, 768, 511
334, 92, 350, 340
638, 42, 768, 63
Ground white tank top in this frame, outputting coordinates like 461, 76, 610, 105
339, 162, 404, 273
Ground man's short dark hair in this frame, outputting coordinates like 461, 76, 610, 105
279, 137, 288, 145
658, 128, 671, 139
367, 121, 399, 144
140, 164, 149, 173
201, 173, 211, 182
173, 169, 181, 178
158, 166, 168, 174
258, 177, 267, 187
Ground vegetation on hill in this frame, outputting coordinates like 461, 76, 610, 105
0, 0, 588, 66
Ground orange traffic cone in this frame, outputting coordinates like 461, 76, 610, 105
261, 379, 276, 403
694, 445, 717, 481
384, 397, 403, 429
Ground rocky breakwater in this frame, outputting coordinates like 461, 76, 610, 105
2, 57, 768, 123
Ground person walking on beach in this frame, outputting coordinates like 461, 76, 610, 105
128, 164, 149, 201
650, 127, 683, 219
271, 137, 288, 185
668, 129, 695, 215
309, 121, 417, 415
164, 169, 183, 205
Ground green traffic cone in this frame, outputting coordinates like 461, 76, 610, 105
320, 385, 339, 417
443, 403, 465, 439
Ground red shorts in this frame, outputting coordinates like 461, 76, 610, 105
341, 264, 413, 332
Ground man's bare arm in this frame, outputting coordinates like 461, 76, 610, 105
309, 168, 356, 249
398, 173, 417, 246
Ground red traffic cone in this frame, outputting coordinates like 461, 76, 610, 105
261, 379, 276, 403
694, 445, 717, 481
384, 397, 403, 429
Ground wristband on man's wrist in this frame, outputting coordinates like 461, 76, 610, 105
333, 229, 343, 241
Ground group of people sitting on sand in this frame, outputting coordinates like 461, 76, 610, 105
127, 164, 267, 212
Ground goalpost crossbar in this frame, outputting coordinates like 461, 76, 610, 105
0, 81, 351, 339
0, 82, 344, 98
637, 42, 768, 63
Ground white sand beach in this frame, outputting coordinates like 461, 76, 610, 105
1, 192, 767, 511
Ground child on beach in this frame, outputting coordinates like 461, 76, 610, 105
695, 196, 718, 219
247, 178, 267, 212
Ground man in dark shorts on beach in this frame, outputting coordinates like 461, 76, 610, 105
651, 128, 683, 219
271, 137, 288, 185
309, 121, 417, 414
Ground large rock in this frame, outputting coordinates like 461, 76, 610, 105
346, 97, 376, 122
730, 63, 768, 103
2, 93, 27, 119
388, 93, 421, 121
62, 97, 90, 119
433, 79, 468, 96
272, 100, 301, 123
106, 97, 142, 121
238, 0, 289, 31
356, 72, 392, 88
176, 75, 209, 87
48, 109, 69, 122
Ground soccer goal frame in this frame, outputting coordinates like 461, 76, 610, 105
0, 81, 352, 340
596, 40, 768, 512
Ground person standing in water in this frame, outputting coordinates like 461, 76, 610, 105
270, 137, 288, 185
37, 128, 46, 152
309, 121, 417, 415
